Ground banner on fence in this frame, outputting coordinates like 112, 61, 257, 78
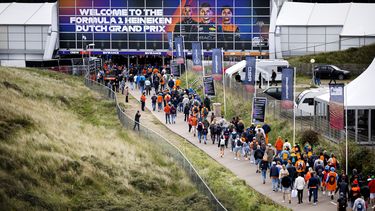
167, 32, 173, 56
252, 97, 267, 123
174, 36, 184, 64
192, 42, 203, 72
281, 68, 294, 109
329, 83, 345, 130
243, 56, 256, 93
212, 48, 223, 81
203, 76, 215, 96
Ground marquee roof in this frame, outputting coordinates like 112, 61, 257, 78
276, 2, 375, 37
0, 3, 55, 25
315, 58, 375, 109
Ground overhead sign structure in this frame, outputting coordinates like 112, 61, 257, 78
252, 97, 267, 123
281, 68, 294, 109
58, 0, 269, 53
203, 76, 215, 96
329, 83, 345, 130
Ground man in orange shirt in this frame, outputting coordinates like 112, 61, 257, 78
164, 103, 171, 124
140, 92, 146, 111
191, 115, 198, 137
275, 136, 284, 156
175, 77, 181, 89
157, 93, 163, 112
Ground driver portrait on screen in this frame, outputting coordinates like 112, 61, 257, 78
173, 4, 198, 41
198, 2, 223, 42
221, 6, 240, 41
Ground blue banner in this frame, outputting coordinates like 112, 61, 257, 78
167, 32, 173, 56
329, 83, 345, 130
175, 36, 184, 64
212, 48, 222, 81
281, 68, 294, 109
243, 56, 256, 93
192, 42, 203, 72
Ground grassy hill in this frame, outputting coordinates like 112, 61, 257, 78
0, 67, 211, 210
288, 43, 375, 65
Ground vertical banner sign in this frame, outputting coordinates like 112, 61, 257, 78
252, 97, 267, 123
167, 32, 173, 57
212, 48, 223, 81
175, 36, 184, 64
192, 42, 203, 71
203, 76, 215, 96
329, 84, 345, 130
243, 56, 256, 93
281, 68, 294, 109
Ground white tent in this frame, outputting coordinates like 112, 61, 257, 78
315, 58, 375, 109
225, 60, 246, 77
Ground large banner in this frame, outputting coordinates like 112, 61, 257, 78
59, 0, 269, 51
243, 56, 256, 93
192, 42, 203, 72
329, 84, 345, 130
203, 76, 215, 96
212, 48, 223, 81
174, 36, 184, 64
281, 68, 294, 109
167, 32, 173, 56
252, 97, 267, 123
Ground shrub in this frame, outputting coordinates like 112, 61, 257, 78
299, 130, 319, 147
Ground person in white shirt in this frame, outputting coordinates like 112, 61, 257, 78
294, 173, 306, 204
283, 139, 292, 151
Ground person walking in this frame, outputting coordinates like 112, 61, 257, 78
270, 162, 280, 192
124, 86, 129, 103
295, 173, 306, 204
191, 115, 198, 136
170, 104, 177, 124
151, 93, 157, 111
275, 136, 284, 157
308, 172, 319, 205
270, 69, 277, 86
329, 67, 337, 85
133, 110, 141, 131
352, 196, 366, 211
234, 137, 243, 160
281, 170, 292, 204
140, 92, 146, 111
258, 72, 262, 89
164, 103, 171, 124
326, 167, 338, 200
260, 158, 269, 184
254, 145, 265, 173
219, 135, 225, 157
157, 93, 163, 112
368, 175, 375, 206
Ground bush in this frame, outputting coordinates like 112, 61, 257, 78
299, 130, 319, 147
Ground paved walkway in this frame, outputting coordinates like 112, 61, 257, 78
125, 86, 338, 211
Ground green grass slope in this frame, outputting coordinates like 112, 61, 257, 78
0, 67, 211, 210
288, 43, 375, 65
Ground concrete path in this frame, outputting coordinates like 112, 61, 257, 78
125, 86, 338, 211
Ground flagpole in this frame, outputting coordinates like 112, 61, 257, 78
345, 85, 348, 175
254, 58, 257, 98
222, 48, 226, 117
293, 67, 296, 146
201, 42, 205, 96
182, 36, 188, 88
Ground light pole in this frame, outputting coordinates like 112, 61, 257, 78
310, 58, 315, 86
82, 35, 87, 65
256, 21, 264, 59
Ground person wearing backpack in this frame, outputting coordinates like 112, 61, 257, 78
219, 135, 226, 157
308, 172, 320, 205
295, 157, 306, 177
281, 170, 292, 204
254, 145, 264, 173
337, 192, 348, 211
170, 105, 177, 124
223, 128, 230, 148
281, 147, 290, 165
350, 180, 362, 207
234, 137, 243, 160
260, 158, 269, 184
197, 121, 203, 143
230, 129, 237, 152
151, 93, 157, 111
326, 167, 338, 200
352, 195, 366, 211
202, 124, 208, 144
270, 162, 280, 192
210, 123, 217, 144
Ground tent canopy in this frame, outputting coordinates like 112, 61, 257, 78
0, 3, 55, 25
315, 58, 375, 109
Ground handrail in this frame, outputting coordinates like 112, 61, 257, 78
83, 71, 227, 211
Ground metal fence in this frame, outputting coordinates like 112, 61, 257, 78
82, 70, 226, 211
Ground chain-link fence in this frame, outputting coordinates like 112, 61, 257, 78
82, 70, 226, 211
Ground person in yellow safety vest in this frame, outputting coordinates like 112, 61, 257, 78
326, 167, 338, 200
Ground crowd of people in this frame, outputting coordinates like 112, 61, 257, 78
98, 60, 375, 211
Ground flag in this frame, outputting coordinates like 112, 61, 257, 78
167, 32, 173, 56
243, 56, 256, 93
281, 68, 294, 109
329, 84, 345, 130
175, 36, 184, 64
192, 42, 203, 71
212, 48, 222, 81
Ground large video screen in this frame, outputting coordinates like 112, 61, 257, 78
59, 0, 269, 52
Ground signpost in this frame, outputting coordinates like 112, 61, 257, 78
203, 76, 215, 96
252, 97, 267, 123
